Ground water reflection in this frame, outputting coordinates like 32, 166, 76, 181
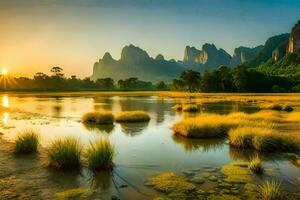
3, 112, 9, 126
119, 122, 149, 136
2, 95, 9, 108
172, 135, 225, 152
83, 123, 114, 134
88, 170, 112, 190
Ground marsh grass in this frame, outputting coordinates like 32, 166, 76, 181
81, 111, 114, 124
14, 130, 39, 154
259, 181, 285, 200
115, 111, 150, 122
172, 114, 234, 138
172, 104, 183, 111
85, 138, 115, 170
47, 137, 82, 170
182, 104, 199, 112
229, 126, 298, 152
248, 156, 264, 174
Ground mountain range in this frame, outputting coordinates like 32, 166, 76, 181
92, 20, 300, 82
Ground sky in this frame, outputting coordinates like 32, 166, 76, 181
0, 0, 299, 78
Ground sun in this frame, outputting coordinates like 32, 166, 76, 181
1, 69, 8, 75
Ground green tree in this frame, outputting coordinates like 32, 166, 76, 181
156, 81, 168, 90
232, 65, 248, 92
180, 69, 201, 92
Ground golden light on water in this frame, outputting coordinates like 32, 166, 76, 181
3, 96, 9, 108
3, 112, 9, 126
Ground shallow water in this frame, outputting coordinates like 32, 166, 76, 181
0, 93, 299, 199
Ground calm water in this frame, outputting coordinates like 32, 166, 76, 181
0, 93, 299, 199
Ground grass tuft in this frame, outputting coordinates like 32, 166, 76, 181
172, 114, 234, 138
259, 181, 285, 200
47, 137, 82, 170
172, 104, 182, 111
115, 111, 150, 122
229, 126, 298, 152
85, 138, 115, 170
14, 130, 39, 154
182, 104, 199, 112
248, 156, 264, 174
81, 111, 114, 124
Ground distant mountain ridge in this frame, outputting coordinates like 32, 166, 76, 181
92, 20, 300, 81
92, 43, 264, 81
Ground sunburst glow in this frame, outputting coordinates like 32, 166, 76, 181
1, 69, 8, 75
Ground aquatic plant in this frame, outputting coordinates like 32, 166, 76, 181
258, 181, 284, 200
14, 130, 39, 154
172, 104, 182, 111
85, 138, 115, 170
115, 111, 150, 122
228, 126, 299, 152
248, 156, 264, 174
81, 111, 114, 124
221, 162, 251, 183
47, 137, 82, 169
145, 172, 196, 198
182, 104, 199, 112
172, 114, 235, 138
55, 188, 94, 200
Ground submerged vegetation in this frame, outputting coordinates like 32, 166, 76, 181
85, 138, 115, 170
145, 172, 196, 199
81, 111, 114, 124
115, 111, 150, 122
47, 137, 82, 170
14, 130, 39, 154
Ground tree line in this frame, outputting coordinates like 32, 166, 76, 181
173, 65, 300, 93
0, 65, 299, 92
0, 67, 166, 91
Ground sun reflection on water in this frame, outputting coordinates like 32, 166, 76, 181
2, 95, 9, 108
3, 112, 9, 126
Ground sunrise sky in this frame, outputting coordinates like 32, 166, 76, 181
0, 0, 299, 78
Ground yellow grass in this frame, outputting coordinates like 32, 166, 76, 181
172, 104, 183, 111
182, 104, 199, 112
172, 111, 281, 138
81, 111, 114, 124
229, 126, 299, 152
172, 114, 236, 138
115, 111, 150, 122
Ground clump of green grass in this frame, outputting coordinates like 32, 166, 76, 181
85, 138, 115, 170
259, 181, 285, 200
115, 111, 150, 122
172, 114, 234, 138
172, 104, 182, 111
182, 104, 199, 112
47, 137, 82, 170
248, 156, 264, 174
14, 130, 39, 154
81, 111, 114, 124
229, 126, 298, 152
